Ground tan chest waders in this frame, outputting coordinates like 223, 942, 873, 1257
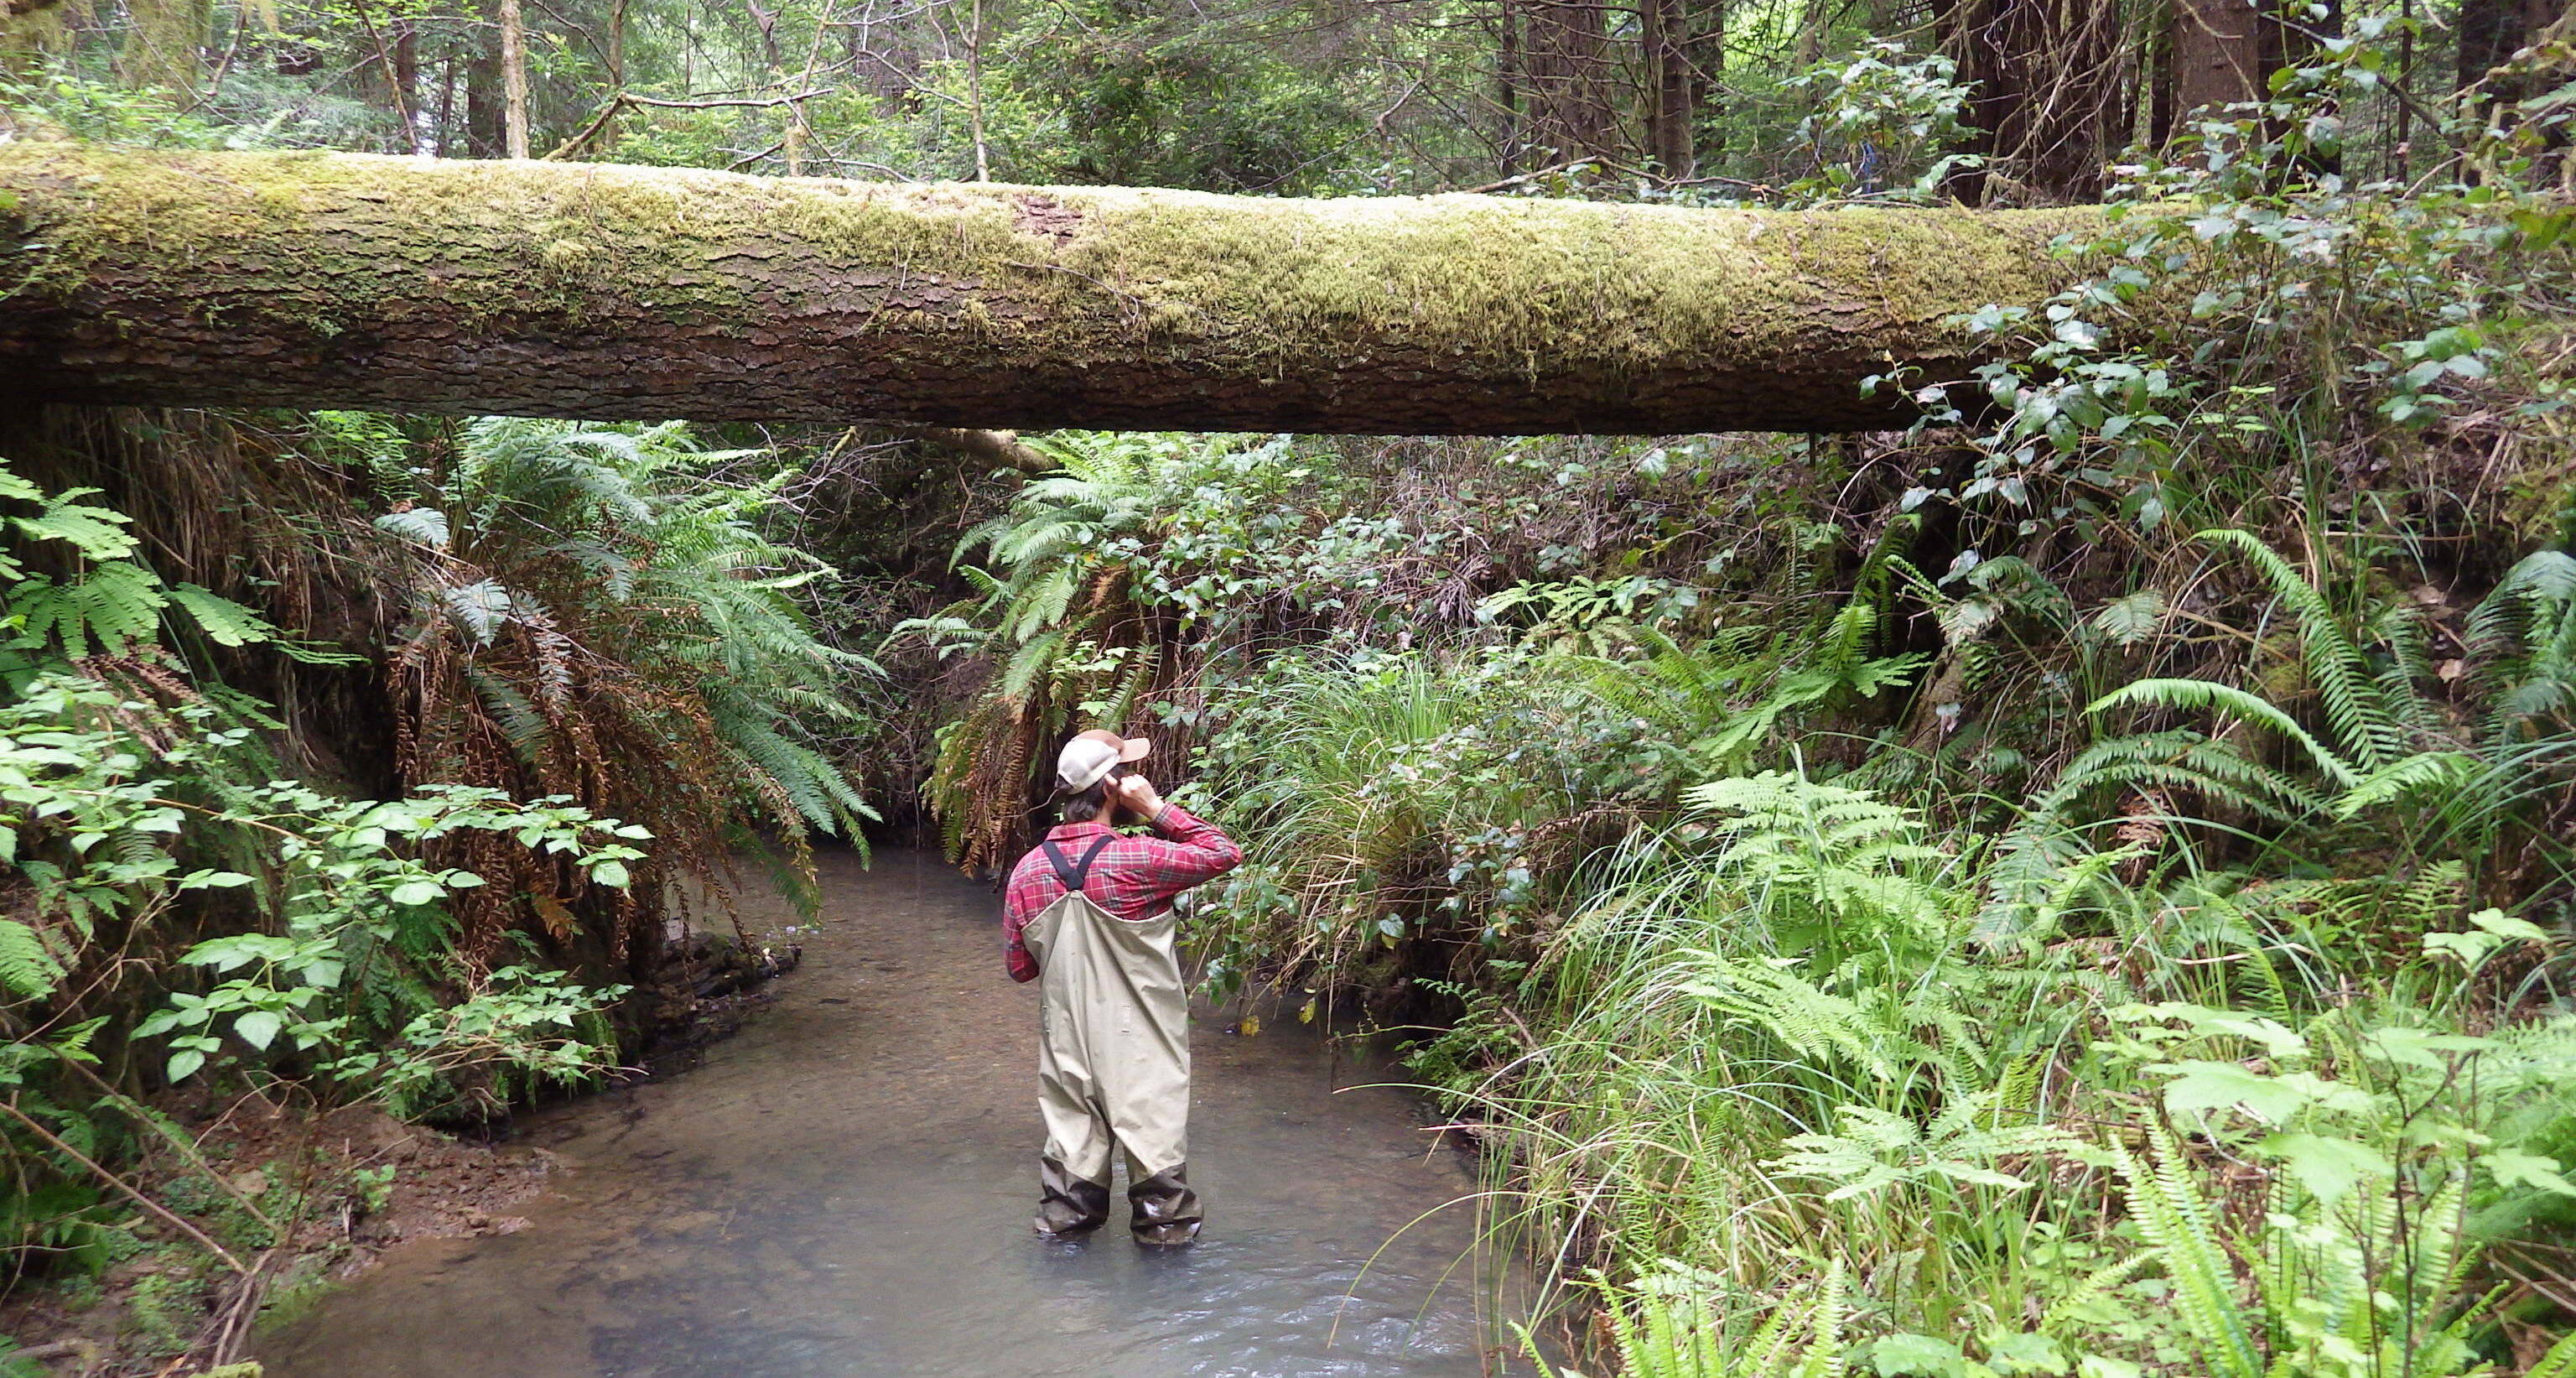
1022, 835, 1203, 1245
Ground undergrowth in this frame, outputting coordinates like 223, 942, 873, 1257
898, 25, 2576, 1376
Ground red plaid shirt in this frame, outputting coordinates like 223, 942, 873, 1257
1002, 805, 1242, 983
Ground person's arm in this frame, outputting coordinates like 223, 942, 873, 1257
1116, 775, 1243, 894
1001, 861, 1042, 984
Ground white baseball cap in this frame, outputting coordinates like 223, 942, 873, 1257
1057, 728, 1151, 791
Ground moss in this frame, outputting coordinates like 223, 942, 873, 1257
0, 143, 2101, 397
1006, 186, 2093, 372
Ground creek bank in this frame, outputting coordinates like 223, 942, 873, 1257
0, 1101, 554, 1376
0, 927, 803, 1376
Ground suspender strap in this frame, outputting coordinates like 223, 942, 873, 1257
1041, 835, 1119, 893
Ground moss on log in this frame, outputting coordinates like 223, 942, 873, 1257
0, 145, 2099, 434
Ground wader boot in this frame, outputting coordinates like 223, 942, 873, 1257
1022, 835, 1204, 1246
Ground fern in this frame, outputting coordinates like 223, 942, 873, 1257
374, 505, 453, 549
1685, 955, 1906, 1081
2089, 678, 2359, 786
438, 578, 515, 645
2332, 749, 2480, 818
2523, 1329, 2576, 1378
1683, 770, 1946, 928
8, 486, 143, 562
999, 627, 1070, 704
8, 563, 168, 658
2196, 528, 2408, 773
1535, 1265, 1849, 1378
2038, 729, 2330, 824
0, 919, 65, 1000
2469, 550, 2576, 746
2110, 1121, 2261, 1378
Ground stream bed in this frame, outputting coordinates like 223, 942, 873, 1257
259, 848, 1524, 1377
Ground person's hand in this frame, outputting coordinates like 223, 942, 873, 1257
1115, 772, 1166, 824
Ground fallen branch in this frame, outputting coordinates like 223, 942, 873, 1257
0, 1097, 252, 1275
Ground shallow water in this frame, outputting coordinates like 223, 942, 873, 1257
261, 849, 1526, 1378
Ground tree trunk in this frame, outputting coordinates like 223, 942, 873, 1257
605, 0, 623, 87
499, 0, 529, 159
392, 18, 419, 152
0, 147, 2101, 435
3, 0, 74, 75
1688, 0, 1719, 169
1943, 0, 2134, 205
464, 15, 504, 156
2167, 0, 2275, 122
2459, 0, 2560, 102
1520, 0, 1614, 164
122, 0, 210, 92
437, 44, 460, 153
1497, 0, 1524, 175
1643, 0, 1694, 179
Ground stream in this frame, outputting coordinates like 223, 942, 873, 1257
259, 849, 1525, 1377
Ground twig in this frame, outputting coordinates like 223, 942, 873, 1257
901, 426, 1053, 473
203, 1248, 278, 1365
810, 157, 919, 181
190, 20, 251, 115
1457, 156, 1768, 196
543, 88, 835, 161
626, 88, 832, 109
1457, 159, 1589, 194
725, 140, 788, 172
55, 1053, 283, 1238
0, 1098, 249, 1274
347, 0, 415, 142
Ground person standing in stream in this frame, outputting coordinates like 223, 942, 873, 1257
1003, 728, 1243, 1246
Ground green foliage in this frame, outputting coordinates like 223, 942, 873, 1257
988, 0, 1365, 193
1526, 1266, 1852, 1378
896, 431, 1174, 870
0, 63, 293, 148
14, 4, 2576, 1372
1, 455, 352, 680
2057, 528, 2576, 907
1783, 40, 1981, 203
376, 418, 875, 936
2, 673, 638, 1276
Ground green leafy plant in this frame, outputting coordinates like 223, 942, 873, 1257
2, 456, 353, 684
376, 417, 875, 953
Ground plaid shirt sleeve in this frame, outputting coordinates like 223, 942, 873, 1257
1001, 804, 1242, 983
1104, 803, 1243, 905
1001, 850, 1051, 984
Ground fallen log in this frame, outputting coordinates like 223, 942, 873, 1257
0, 145, 2097, 434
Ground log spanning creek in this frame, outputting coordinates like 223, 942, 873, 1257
261, 850, 1524, 1377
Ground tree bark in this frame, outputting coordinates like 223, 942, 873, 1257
1, 0, 73, 76
1942, 0, 2134, 205
0, 146, 2102, 435
1642, 0, 1694, 179
1688, 0, 1719, 169
2167, 0, 2278, 122
1520, 0, 1614, 164
599, 0, 625, 151
465, 13, 504, 156
121, 0, 212, 92
1497, 0, 1524, 175
499, 0, 530, 159
2459, 0, 2561, 102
